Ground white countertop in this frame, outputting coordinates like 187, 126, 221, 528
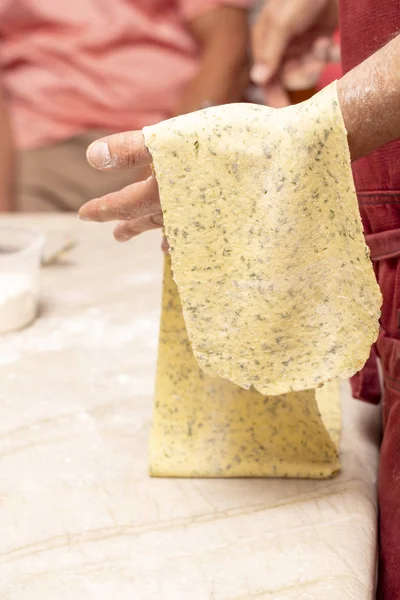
0, 216, 381, 599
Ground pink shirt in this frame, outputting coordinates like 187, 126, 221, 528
0, 0, 252, 150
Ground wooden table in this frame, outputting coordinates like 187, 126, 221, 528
0, 215, 380, 599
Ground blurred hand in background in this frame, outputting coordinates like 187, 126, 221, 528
251, 0, 339, 107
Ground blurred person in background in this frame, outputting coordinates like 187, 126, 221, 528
0, 0, 251, 212
251, 1, 400, 598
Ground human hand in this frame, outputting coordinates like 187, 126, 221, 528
79, 132, 162, 243
251, 0, 339, 107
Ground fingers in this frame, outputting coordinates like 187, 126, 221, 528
250, 0, 336, 86
328, 40, 341, 63
264, 79, 291, 108
161, 235, 170, 254
281, 54, 324, 92
113, 214, 164, 243
86, 130, 152, 171
312, 36, 332, 62
251, 1, 295, 85
115, 220, 169, 253
79, 175, 160, 222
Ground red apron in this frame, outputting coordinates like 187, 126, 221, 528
340, 1, 400, 598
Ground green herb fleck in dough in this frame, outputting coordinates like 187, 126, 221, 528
149, 258, 342, 478
143, 81, 381, 399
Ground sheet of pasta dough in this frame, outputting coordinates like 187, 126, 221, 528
143, 83, 381, 396
150, 257, 341, 478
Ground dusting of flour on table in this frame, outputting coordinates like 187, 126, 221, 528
0, 273, 37, 334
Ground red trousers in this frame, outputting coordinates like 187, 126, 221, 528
340, 2, 400, 596
352, 202, 400, 599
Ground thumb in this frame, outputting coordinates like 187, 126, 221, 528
86, 130, 152, 171
251, 6, 293, 85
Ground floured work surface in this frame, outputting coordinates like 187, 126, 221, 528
0, 218, 380, 600
150, 258, 341, 478
143, 82, 381, 396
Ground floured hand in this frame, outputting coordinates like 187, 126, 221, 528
80, 132, 163, 243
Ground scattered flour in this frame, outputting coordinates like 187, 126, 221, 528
0, 305, 160, 366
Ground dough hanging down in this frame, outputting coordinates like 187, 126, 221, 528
150, 258, 341, 478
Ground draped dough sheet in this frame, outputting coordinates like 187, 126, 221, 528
143, 82, 381, 396
150, 257, 341, 478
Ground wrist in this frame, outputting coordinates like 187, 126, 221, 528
336, 75, 364, 162
337, 35, 400, 162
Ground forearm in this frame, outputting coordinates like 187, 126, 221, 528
0, 88, 15, 210
337, 34, 400, 161
175, 6, 249, 115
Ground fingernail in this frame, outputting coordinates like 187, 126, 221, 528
150, 213, 164, 226
87, 141, 111, 170
78, 212, 91, 221
115, 231, 131, 242
250, 64, 271, 84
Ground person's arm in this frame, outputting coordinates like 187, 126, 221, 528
175, 5, 250, 115
337, 34, 400, 161
0, 86, 15, 211
79, 34, 400, 235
